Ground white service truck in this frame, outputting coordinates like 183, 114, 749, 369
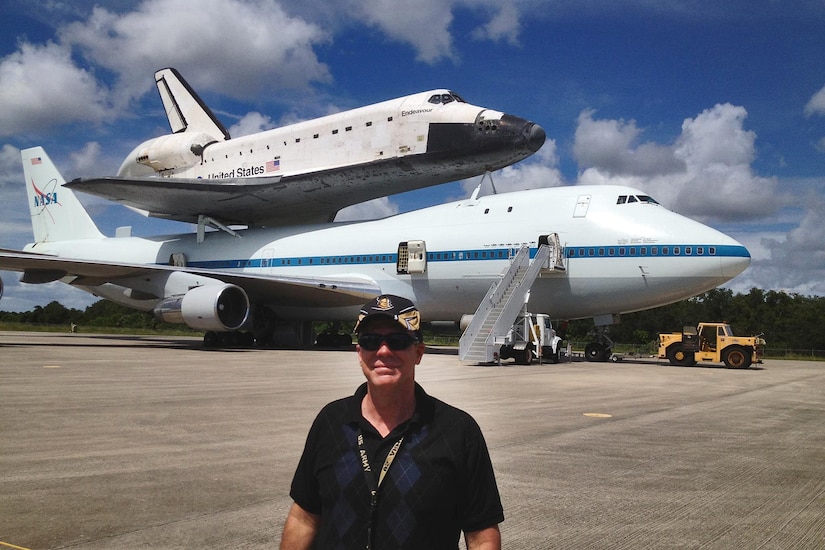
496, 312, 563, 365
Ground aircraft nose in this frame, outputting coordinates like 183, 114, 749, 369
721, 243, 751, 278
525, 123, 546, 153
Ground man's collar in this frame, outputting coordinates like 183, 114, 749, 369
347, 382, 434, 427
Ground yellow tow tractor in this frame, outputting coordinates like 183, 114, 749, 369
658, 322, 765, 369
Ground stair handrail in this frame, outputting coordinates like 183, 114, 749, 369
485, 245, 554, 347
459, 246, 531, 359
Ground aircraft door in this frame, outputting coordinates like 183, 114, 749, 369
262, 248, 274, 273
397, 240, 427, 274
169, 253, 187, 267
573, 195, 591, 218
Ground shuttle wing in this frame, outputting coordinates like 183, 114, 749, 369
0, 248, 379, 307
66, 154, 453, 226
66, 175, 295, 226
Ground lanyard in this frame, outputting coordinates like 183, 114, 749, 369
357, 430, 405, 550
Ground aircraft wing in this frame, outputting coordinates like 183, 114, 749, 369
0, 248, 380, 308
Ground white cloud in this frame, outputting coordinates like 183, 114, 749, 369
59, 0, 332, 103
804, 84, 825, 117
0, 42, 111, 137
471, 4, 522, 45
351, 0, 457, 63
572, 104, 779, 223
462, 138, 564, 195
229, 112, 277, 137
0, 144, 32, 249
69, 142, 104, 175
573, 110, 685, 177
335, 197, 399, 221
0, 276, 98, 312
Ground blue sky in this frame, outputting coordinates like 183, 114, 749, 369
1, 0, 825, 312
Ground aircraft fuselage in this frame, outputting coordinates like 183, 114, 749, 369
28, 185, 750, 323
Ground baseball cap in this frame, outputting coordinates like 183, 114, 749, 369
354, 294, 421, 335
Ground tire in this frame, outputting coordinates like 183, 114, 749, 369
203, 331, 219, 348
542, 346, 560, 364
517, 348, 534, 365
585, 343, 610, 362
723, 346, 751, 369
667, 344, 695, 366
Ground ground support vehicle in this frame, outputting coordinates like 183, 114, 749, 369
658, 323, 765, 369
496, 312, 563, 365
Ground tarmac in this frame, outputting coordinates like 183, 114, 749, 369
1, 330, 824, 549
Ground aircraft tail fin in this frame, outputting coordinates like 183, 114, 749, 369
154, 67, 231, 140
22, 147, 104, 243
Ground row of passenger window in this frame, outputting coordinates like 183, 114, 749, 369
567, 246, 717, 258
263, 249, 513, 266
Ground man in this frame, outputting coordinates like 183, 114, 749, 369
280, 294, 503, 550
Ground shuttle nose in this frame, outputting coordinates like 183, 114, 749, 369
497, 114, 546, 153
525, 122, 546, 153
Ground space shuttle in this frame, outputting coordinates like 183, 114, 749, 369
66, 68, 546, 227
0, 148, 751, 358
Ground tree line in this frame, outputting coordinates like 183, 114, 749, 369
2, 288, 824, 353
0, 299, 182, 331
561, 288, 825, 354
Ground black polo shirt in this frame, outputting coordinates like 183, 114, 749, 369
289, 382, 504, 549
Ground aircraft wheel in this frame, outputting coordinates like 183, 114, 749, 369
666, 344, 695, 366
239, 331, 255, 347
203, 331, 220, 348
585, 343, 609, 362
723, 346, 751, 369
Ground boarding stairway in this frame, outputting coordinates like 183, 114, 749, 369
459, 234, 567, 364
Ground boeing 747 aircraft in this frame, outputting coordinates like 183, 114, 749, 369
0, 148, 751, 358
66, 68, 545, 227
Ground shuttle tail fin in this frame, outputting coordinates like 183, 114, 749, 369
154, 67, 230, 140
22, 147, 104, 243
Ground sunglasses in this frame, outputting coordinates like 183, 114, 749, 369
357, 332, 419, 351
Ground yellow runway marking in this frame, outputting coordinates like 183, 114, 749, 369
583, 412, 613, 418
43, 365, 61, 368
0, 541, 33, 550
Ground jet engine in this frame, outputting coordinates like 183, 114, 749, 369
134, 132, 219, 172
153, 284, 250, 332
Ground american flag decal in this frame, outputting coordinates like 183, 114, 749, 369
31, 157, 42, 165
265, 158, 280, 172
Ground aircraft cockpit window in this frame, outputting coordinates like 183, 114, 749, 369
617, 194, 660, 205
428, 94, 442, 104
441, 94, 454, 104
449, 92, 467, 103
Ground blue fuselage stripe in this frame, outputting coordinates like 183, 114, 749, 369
175, 245, 750, 270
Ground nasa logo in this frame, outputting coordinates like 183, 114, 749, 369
33, 191, 58, 208
31, 178, 62, 211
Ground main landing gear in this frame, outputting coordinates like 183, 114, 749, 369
584, 326, 614, 362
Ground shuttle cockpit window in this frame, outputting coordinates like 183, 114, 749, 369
428, 92, 467, 105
